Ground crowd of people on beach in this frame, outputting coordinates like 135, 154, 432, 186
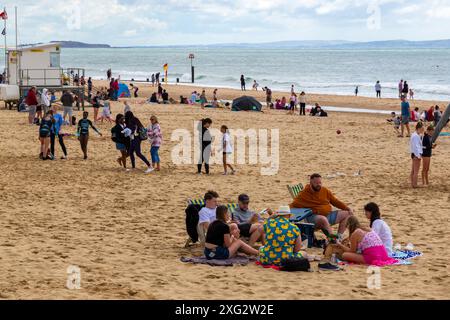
194, 172, 398, 271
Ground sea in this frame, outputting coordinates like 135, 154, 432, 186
60, 47, 450, 101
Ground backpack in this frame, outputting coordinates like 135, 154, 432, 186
185, 203, 203, 243
111, 126, 118, 143
138, 126, 148, 141
280, 257, 311, 272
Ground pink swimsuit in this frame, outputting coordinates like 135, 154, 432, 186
358, 231, 398, 266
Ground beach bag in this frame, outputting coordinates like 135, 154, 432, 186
280, 257, 311, 272
138, 126, 148, 141
185, 204, 203, 243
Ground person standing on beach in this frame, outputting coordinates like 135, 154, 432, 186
200, 90, 207, 108
38, 111, 54, 160
92, 91, 102, 122
291, 85, 295, 94
355, 86, 359, 96
151, 73, 155, 87
26, 87, 38, 125
421, 125, 436, 186
50, 105, 68, 160
197, 118, 213, 175
61, 90, 74, 127
402, 81, 409, 98
87, 77, 93, 100
288, 92, 297, 115
434, 106, 442, 126
157, 83, 163, 100
147, 115, 162, 172
252, 80, 259, 91
240, 75, 246, 91
107, 69, 112, 81
299, 91, 307, 116
212, 89, 219, 107
77, 111, 102, 160
375, 81, 381, 98
113, 78, 120, 101
220, 125, 235, 175
111, 114, 129, 170
124, 111, 154, 173
410, 122, 424, 188
398, 79, 404, 98
264, 87, 272, 109
400, 96, 411, 137
155, 72, 160, 86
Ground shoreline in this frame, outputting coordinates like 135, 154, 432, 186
93, 80, 449, 112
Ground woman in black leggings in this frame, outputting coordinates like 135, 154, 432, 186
197, 118, 213, 175
125, 111, 153, 173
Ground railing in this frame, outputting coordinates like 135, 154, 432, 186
19, 68, 86, 87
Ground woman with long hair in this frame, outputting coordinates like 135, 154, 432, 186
336, 216, 397, 266
363, 203, 393, 256
125, 111, 153, 173
147, 115, 162, 171
410, 122, 425, 188
421, 125, 437, 186
111, 113, 128, 170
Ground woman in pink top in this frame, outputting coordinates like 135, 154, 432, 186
147, 115, 162, 171
336, 216, 398, 266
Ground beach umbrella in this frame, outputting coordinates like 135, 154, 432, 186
231, 96, 262, 112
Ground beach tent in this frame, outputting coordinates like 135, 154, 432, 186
118, 83, 131, 98
231, 96, 262, 112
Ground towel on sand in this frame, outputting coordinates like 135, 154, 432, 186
180, 256, 253, 266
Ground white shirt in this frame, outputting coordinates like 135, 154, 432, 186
223, 132, 233, 153
298, 95, 306, 104
372, 219, 393, 256
410, 132, 423, 158
198, 207, 217, 225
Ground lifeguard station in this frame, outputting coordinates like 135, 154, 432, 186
2, 42, 88, 109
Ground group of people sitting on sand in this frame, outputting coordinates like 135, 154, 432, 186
196, 173, 397, 271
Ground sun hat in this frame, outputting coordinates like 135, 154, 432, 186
272, 205, 292, 218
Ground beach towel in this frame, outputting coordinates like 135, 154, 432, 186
390, 249, 423, 260
180, 256, 253, 266
255, 261, 282, 271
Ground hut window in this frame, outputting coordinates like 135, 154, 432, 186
50, 52, 60, 67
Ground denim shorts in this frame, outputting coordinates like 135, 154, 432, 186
150, 146, 160, 163
305, 211, 339, 226
204, 246, 230, 260
116, 143, 126, 151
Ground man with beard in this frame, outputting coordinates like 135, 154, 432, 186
290, 173, 353, 240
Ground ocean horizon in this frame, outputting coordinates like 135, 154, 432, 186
12, 46, 450, 101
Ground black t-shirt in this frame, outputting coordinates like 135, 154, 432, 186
206, 220, 230, 247
422, 133, 433, 157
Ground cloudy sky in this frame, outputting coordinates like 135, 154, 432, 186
5, 0, 450, 46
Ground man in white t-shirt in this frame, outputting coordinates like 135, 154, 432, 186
197, 190, 220, 243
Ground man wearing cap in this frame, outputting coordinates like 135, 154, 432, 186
231, 194, 265, 246
290, 173, 353, 240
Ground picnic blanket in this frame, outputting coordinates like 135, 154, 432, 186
255, 261, 282, 271
180, 256, 254, 266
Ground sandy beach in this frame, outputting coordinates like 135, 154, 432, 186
0, 85, 449, 300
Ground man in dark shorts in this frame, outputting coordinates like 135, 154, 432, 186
231, 194, 264, 246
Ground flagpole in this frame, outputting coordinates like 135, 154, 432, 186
15, 6, 17, 50
3, 6, 6, 82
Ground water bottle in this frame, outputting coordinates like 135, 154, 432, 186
331, 254, 337, 264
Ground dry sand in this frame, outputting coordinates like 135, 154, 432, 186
0, 84, 449, 299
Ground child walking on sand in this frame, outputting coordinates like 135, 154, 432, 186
221, 125, 235, 175
99, 101, 114, 123
147, 115, 162, 171
77, 111, 102, 160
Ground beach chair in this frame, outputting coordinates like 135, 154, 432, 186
287, 183, 304, 199
289, 208, 315, 248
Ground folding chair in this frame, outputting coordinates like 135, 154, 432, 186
287, 183, 304, 199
